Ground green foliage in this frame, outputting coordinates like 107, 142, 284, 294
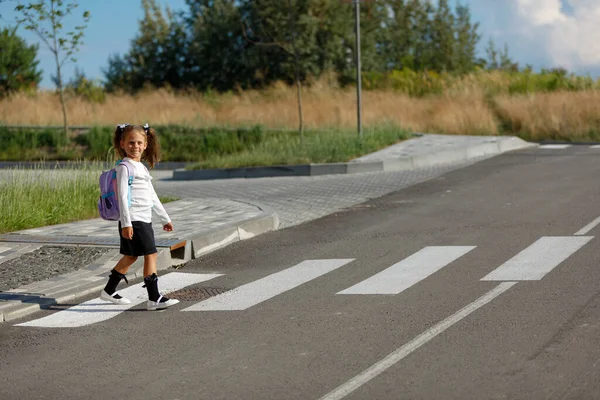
363, 68, 448, 97
0, 126, 68, 160
105, 0, 482, 93
63, 67, 106, 102
0, 26, 43, 96
187, 123, 409, 169
0, 163, 180, 233
104, 0, 189, 93
0, 124, 409, 165
0, 165, 101, 233
362, 68, 599, 97
15, 1, 91, 65
3, 124, 276, 161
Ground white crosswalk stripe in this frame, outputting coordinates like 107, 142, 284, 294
182, 259, 355, 311
337, 246, 475, 295
16, 272, 222, 328
481, 236, 593, 281
13, 233, 596, 327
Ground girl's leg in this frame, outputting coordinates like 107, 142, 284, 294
143, 253, 157, 277
142, 252, 179, 310
114, 255, 138, 274
100, 255, 138, 304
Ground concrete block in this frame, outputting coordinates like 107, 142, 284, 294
190, 225, 240, 258
50, 281, 107, 304
309, 163, 348, 176
345, 161, 383, 174
236, 211, 280, 240
3, 298, 56, 322
382, 158, 414, 171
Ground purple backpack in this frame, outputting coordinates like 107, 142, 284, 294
98, 160, 134, 221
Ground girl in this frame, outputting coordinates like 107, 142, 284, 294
99, 123, 179, 311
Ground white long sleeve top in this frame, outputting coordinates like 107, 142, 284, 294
116, 158, 171, 228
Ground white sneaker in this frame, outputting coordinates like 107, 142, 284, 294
100, 290, 131, 305
147, 295, 179, 311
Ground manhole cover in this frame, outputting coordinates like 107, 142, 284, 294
167, 287, 228, 301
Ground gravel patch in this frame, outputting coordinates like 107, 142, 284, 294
0, 246, 112, 292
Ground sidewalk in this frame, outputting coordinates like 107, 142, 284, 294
0, 133, 537, 323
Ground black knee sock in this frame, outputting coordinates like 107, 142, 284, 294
103, 269, 128, 296
143, 273, 170, 302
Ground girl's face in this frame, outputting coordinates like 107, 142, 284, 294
120, 130, 147, 161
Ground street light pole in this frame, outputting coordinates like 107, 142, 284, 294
354, 0, 362, 138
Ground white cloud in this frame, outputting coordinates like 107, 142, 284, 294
463, 0, 600, 74
515, 0, 600, 68
516, 0, 568, 25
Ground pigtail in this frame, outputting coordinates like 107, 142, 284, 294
113, 123, 130, 160
142, 124, 161, 169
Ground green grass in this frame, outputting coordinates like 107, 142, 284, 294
187, 123, 410, 169
0, 123, 410, 165
0, 163, 178, 234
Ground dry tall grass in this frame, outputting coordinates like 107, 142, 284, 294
3, 82, 600, 139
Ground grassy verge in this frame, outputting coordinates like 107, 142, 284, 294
0, 164, 178, 234
187, 123, 410, 169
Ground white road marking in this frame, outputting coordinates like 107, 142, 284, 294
182, 259, 355, 311
319, 282, 517, 400
337, 246, 475, 295
574, 215, 600, 235
16, 272, 222, 328
590, 145, 600, 149
538, 144, 571, 149
0, 246, 11, 253
481, 236, 592, 281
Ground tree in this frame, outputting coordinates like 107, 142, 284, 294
453, 2, 480, 73
185, 0, 254, 91
0, 26, 42, 96
121, 0, 189, 91
241, 0, 321, 135
15, 0, 90, 138
485, 38, 516, 71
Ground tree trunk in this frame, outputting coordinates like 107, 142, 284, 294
294, 59, 304, 137
288, 0, 303, 138
55, 61, 68, 140
51, 0, 68, 140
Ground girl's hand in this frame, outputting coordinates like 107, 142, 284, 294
122, 227, 134, 240
163, 222, 174, 232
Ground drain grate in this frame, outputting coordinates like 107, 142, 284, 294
167, 287, 228, 301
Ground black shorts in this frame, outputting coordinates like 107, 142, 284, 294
118, 221, 158, 257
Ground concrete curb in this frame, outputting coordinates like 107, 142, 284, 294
0, 204, 279, 323
171, 136, 537, 180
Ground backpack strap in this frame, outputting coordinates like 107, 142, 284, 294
115, 159, 134, 185
115, 160, 135, 209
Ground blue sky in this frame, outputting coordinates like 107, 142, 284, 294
1, 0, 599, 89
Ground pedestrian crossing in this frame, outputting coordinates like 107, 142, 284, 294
14, 233, 595, 329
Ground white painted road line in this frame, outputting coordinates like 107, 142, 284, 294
182, 259, 355, 311
319, 281, 517, 400
481, 236, 593, 281
538, 144, 572, 149
16, 273, 222, 328
337, 246, 476, 295
574, 215, 600, 235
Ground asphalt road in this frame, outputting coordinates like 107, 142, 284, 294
2, 146, 600, 400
